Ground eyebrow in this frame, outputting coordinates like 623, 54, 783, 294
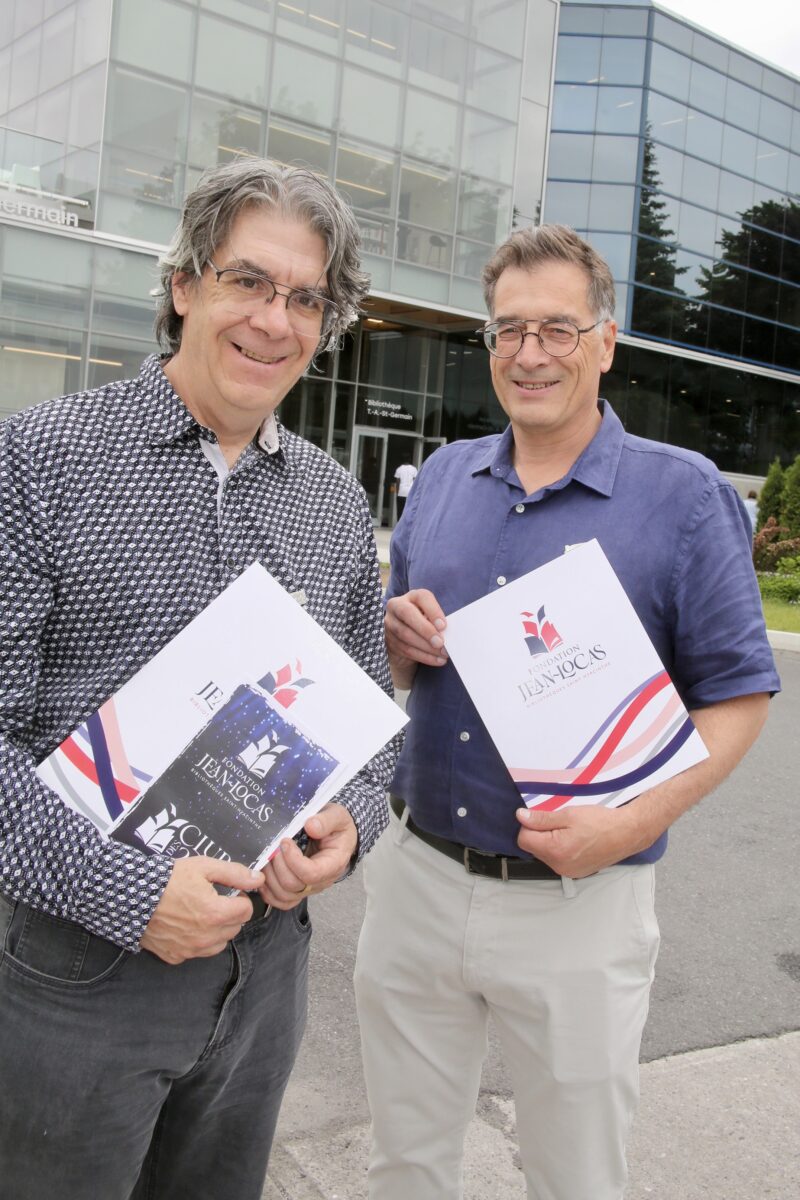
226, 257, 331, 298
493, 313, 579, 324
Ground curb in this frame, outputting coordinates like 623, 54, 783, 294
767, 628, 800, 652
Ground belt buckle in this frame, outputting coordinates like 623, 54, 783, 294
463, 846, 510, 882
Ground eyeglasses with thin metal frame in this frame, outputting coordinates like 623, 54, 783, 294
478, 318, 604, 358
207, 260, 340, 335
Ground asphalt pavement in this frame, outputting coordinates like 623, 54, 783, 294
262, 535, 800, 1198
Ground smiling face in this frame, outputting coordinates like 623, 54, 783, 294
489, 260, 617, 454
164, 206, 328, 453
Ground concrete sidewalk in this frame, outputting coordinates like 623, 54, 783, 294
265, 1032, 800, 1198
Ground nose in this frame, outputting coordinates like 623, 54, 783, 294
247, 290, 294, 338
515, 329, 551, 368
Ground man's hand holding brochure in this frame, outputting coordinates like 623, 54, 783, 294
38, 563, 407, 953
442, 540, 713, 876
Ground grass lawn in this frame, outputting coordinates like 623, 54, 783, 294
762, 597, 800, 633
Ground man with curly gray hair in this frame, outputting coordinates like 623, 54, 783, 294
0, 159, 396, 1199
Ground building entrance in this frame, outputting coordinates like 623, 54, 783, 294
351, 427, 443, 526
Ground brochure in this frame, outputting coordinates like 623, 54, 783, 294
38, 563, 407, 872
443, 540, 708, 811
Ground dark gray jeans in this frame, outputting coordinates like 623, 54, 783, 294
0, 891, 311, 1200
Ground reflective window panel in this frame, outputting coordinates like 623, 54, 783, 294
195, 14, 269, 106
267, 121, 331, 175
271, 43, 338, 127
344, 0, 406, 79
336, 143, 394, 216
0, 321, 85, 416
403, 89, 458, 168
340, 65, 401, 146
399, 162, 456, 232
189, 96, 262, 169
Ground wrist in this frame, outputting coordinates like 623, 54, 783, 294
615, 796, 661, 858
389, 652, 417, 691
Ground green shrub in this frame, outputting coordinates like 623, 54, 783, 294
757, 458, 784, 529
758, 573, 800, 603
775, 555, 800, 575
780, 455, 800, 539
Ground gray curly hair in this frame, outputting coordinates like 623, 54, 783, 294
154, 158, 369, 356
482, 225, 616, 320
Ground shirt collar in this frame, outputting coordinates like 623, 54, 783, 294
569, 400, 625, 497
473, 400, 624, 498
136, 354, 284, 459
472, 423, 516, 477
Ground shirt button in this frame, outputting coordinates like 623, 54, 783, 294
459, 731, 470, 742
226, 554, 238, 569
515, 503, 525, 513
456, 806, 468, 818
497, 575, 507, 586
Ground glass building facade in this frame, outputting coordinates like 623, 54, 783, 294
0, 0, 557, 522
1, 0, 798, 521
546, 0, 800, 474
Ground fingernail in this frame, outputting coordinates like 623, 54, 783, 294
434, 618, 446, 630
431, 635, 443, 648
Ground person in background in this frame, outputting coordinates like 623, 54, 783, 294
0, 158, 396, 1200
355, 224, 779, 1200
394, 456, 418, 519
744, 488, 759, 535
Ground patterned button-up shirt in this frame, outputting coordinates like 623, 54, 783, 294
0, 355, 394, 951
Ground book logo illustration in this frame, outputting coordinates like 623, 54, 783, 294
522, 607, 563, 657
258, 660, 315, 708
238, 729, 290, 779
134, 804, 189, 853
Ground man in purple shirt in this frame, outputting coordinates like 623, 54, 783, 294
354, 225, 779, 1200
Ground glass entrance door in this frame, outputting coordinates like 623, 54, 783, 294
353, 429, 445, 525
383, 432, 424, 527
352, 429, 388, 525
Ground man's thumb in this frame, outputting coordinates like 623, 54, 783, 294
197, 856, 264, 891
516, 806, 565, 830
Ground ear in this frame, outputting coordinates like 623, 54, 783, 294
599, 319, 617, 374
171, 270, 195, 317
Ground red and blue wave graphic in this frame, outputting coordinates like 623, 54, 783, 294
511, 669, 694, 810
54, 702, 151, 821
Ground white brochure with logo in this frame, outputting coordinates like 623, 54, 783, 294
37, 563, 407, 872
443, 539, 708, 811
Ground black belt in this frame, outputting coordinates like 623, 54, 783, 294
390, 795, 560, 881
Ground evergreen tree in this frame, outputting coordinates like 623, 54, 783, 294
758, 458, 784, 528
780, 455, 800, 538
691, 198, 800, 368
631, 135, 685, 338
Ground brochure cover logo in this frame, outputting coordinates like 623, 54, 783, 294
238, 730, 289, 778
521, 607, 563, 656
134, 804, 189, 854
258, 660, 315, 708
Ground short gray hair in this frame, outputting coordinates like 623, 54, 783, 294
154, 158, 369, 355
482, 225, 616, 321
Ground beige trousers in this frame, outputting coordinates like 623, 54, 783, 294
354, 810, 659, 1200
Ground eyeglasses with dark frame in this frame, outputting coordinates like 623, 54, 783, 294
478, 318, 604, 358
207, 260, 340, 336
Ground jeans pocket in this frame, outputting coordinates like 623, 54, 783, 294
290, 898, 313, 937
2, 901, 129, 988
